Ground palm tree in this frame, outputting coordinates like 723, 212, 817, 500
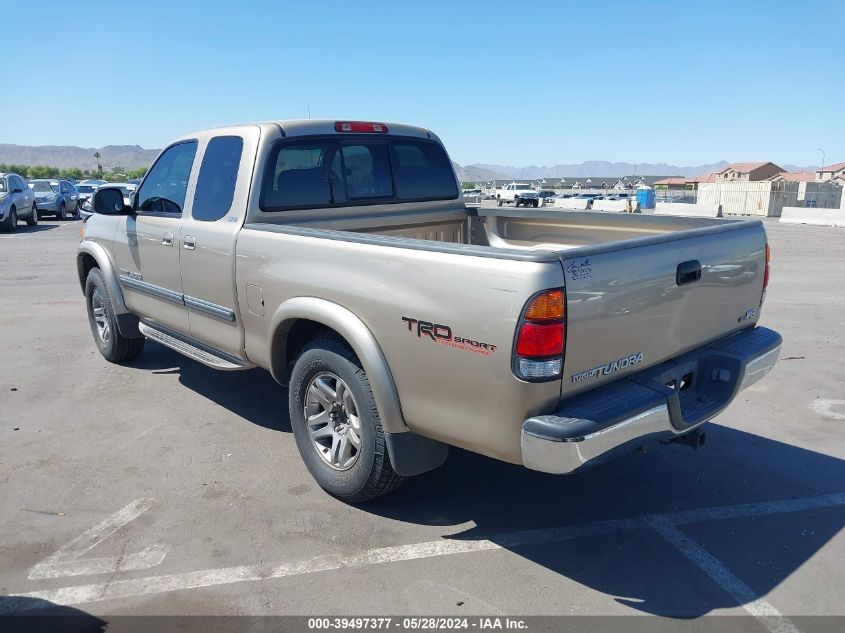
94, 152, 102, 178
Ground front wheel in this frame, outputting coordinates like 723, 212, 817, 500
496, 197, 502, 207
85, 268, 145, 362
2, 208, 17, 232
58, 203, 67, 220
26, 204, 38, 227
289, 337, 403, 503
533, 200, 539, 208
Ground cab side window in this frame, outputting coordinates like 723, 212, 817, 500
192, 136, 244, 222
136, 141, 198, 215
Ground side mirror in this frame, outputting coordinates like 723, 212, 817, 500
93, 187, 132, 215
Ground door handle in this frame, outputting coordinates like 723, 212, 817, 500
162, 232, 174, 246
676, 260, 702, 286
183, 236, 196, 250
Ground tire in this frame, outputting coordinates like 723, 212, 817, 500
497, 197, 502, 207
26, 204, 38, 227
515, 200, 520, 207
289, 337, 403, 503
58, 203, 67, 220
2, 207, 17, 232
85, 268, 145, 363
533, 200, 539, 208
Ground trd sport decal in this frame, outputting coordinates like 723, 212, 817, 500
401, 317, 498, 356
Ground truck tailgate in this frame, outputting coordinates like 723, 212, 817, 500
561, 221, 767, 396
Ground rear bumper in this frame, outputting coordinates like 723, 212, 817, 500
36, 199, 59, 211
521, 326, 781, 474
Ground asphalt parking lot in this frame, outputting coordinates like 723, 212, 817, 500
1, 217, 844, 627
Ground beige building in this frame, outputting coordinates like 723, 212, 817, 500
716, 162, 784, 182
768, 171, 816, 183
816, 161, 845, 182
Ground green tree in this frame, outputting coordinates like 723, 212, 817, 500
28, 165, 60, 179
59, 167, 84, 180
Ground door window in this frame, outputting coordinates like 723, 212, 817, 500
192, 136, 244, 222
136, 141, 198, 215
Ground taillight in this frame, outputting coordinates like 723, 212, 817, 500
760, 242, 771, 305
335, 121, 388, 133
513, 289, 566, 381
516, 323, 564, 356
763, 243, 771, 290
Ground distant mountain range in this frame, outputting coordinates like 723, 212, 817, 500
0, 143, 816, 181
0, 144, 160, 170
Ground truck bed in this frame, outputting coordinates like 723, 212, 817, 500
247, 204, 766, 398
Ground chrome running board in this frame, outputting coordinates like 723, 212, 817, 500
138, 322, 253, 371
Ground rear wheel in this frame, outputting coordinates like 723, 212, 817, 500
533, 200, 539, 208
289, 337, 403, 503
85, 268, 145, 363
26, 204, 38, 226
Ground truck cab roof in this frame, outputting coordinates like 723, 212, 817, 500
173, 120, 436, 144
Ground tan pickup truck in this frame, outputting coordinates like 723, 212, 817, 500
78, 120, 781, 502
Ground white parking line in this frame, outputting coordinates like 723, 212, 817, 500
28, 499, 168, 580
649, 516, 801, 633
7, 492, 845, 622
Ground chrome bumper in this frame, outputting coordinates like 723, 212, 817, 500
521, 326, 782, 475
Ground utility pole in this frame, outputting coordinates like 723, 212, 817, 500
817, 148, 825, 179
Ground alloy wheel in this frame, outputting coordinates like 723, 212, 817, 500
91, 288, 110, 344
304, 372, 362, 470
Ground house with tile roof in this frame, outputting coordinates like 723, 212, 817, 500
816, 161, 845, 182
716, 162, 784, 182
687, 172, 717, 185
768, 171, 816, 183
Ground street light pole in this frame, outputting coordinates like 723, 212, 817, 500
817, 148, 825, 180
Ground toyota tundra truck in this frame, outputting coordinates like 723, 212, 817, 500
78, 120, 781, 502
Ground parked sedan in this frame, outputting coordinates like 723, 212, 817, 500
0, 172, 38, 231
27, 179, 79, 219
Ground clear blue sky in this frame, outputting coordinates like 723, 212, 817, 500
3, 0, 843, 168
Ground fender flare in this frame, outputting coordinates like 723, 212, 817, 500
77, 241, 127, 313
77, 240, 141, 338
269, 297, 408, 434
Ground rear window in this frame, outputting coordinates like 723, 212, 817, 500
341, 142, 393, 200
261, 136, 457, 211
30, 181, 59, 193
392, 140, 458, 201
263, 140, 335, 209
